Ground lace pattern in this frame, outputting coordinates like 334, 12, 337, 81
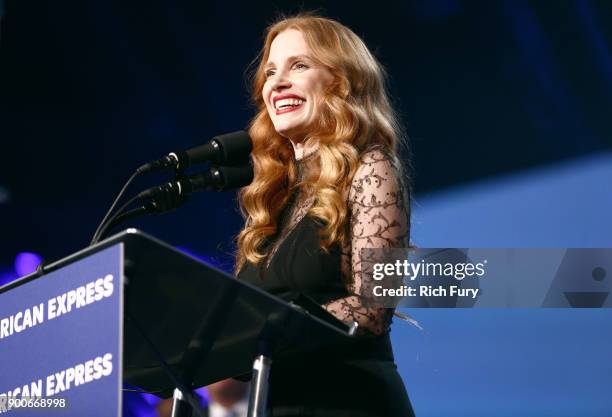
265, 148, 409, 335
325, 149, 409, 335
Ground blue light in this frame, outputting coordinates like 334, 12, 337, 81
175, 246, 223, 270
14, 252, 43, 277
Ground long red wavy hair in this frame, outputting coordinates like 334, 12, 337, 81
235, 13, 407, 272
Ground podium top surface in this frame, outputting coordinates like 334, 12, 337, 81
1, 229, 196, 293
2, 229, 352, 395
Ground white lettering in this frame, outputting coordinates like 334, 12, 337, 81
13, 312, 22, 332
0, 303, 46, 340
56, 293, 67, 316
450, 286, 480, 299
102, 353, 113, 377
0, 318, 9, 338
76, 287, 87, 308
45, 353, 113, 396
48, 298, 57, 320
86, 282, 95, 304
103, 275, 114, 298
66, 290, 77, 313
32, 303, 44, 326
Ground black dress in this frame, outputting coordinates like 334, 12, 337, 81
237, 149, 416, 417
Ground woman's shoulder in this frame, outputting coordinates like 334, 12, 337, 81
349, 145, 405, 203
353, 145, 402, 185
358, 145, 394, 164
355, 145, 403, 178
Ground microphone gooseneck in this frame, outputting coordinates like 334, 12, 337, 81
90, 131, 253, 245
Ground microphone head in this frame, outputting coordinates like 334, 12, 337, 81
211, 131, 253, 165
215, 163, 254, 191
184, 130, 252, 168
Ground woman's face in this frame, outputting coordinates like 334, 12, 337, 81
262, 29, 334, 144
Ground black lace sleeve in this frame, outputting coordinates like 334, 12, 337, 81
323, 149, 409, 335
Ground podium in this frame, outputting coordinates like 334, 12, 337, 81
0, 229, 352, 417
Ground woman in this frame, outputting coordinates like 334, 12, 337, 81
235, 13, 415, 417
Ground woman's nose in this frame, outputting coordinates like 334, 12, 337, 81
271, 73, 291, 91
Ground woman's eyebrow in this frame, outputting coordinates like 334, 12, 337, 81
264, 54, 312, 69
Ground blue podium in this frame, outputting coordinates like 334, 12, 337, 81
0, 229, 351, 417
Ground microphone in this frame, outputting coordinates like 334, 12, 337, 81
138, 164, 254, 202
90, 134, 252, 245
137, 131, 252, 173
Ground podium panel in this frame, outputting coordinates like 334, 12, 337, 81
0, 245, 123, 417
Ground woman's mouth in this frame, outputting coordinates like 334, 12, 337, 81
274, 98, 305, 115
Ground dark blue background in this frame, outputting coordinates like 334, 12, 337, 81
1, 0, 610, 265
1, 1, 611, 416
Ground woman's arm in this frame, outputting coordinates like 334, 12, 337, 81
323, 149, 409, 335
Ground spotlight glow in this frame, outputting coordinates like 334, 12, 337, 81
14, 252, 43, 277
0, 186, 9, 204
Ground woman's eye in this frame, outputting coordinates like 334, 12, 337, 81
293, 62, 308, 70
265, 69, 276, 78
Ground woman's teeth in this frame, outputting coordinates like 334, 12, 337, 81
275, 98, 304, 110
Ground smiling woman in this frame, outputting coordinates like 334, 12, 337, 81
235, 13, 415, 417
262, 29, 334, 152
